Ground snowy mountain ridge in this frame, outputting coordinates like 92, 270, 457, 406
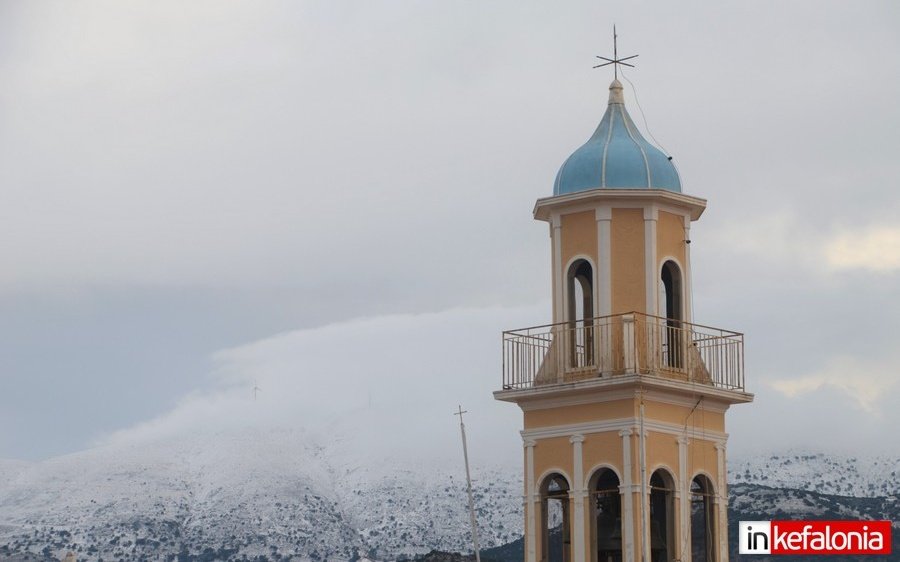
0, 426, 897, 562
0, 425, 522, 562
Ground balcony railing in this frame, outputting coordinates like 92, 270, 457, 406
501, 312, 744, 392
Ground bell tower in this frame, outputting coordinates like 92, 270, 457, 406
494, 76, 753, 562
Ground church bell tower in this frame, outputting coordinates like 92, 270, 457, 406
494, 66, 753, 562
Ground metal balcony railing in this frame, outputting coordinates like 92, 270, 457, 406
501, 312, 744, 392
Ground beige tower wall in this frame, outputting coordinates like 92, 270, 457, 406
524, 400, 635, 429
522, 392, 731, 562
657, 210, 686, 268
610, 209, 645, 314
561, 211, 599, 265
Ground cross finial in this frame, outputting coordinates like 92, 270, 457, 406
593, 25, 638, 80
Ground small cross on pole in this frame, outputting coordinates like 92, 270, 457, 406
593, 25, 639, 79
253, 381, 261, 401
455, 406, 481, 562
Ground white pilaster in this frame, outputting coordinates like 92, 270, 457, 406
643, 206, 658, 316
640, 429, 649, 562
552, 215, 563, 324
678, 436, 691, 562
525, 439, 537, 562
623, 314, 636, 374
683, 215, 693, 323
715, 442, 728, 562
570, 434, 586, 562
619, 429, 635, 562
596, 207, 612, 317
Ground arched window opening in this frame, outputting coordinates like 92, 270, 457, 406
691, 475, 717, 562
541, 473, 571, 562
567, 260, 594, 369
590, 469, 622, 562
659, 261, 684, 369
649, 470, 675, 562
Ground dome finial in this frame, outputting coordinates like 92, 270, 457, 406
593, 25, 638, 80
608, 79, 625, 105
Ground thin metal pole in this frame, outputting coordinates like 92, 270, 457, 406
455, 406, 481, 562
614, 24, 618, 80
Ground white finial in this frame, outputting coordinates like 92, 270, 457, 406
608, 79, 625, 105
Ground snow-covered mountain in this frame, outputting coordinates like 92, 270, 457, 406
2, 427, 898, 562
729, 452, 900, 498
0, 423, 522, 562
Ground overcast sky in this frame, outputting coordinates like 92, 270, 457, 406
1, 1, 898, 461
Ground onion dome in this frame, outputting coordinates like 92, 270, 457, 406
553, 79, 681, 195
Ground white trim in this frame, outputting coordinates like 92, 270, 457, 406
525, 439, 537, 562
715, 442, 728, 562
658, 256, 686, 320
585, 462, 623, 485
570, 434, 586, 562
494, 373, 754, 406
689, 470, 718, 494
522, 417, 727, 442
619, 429, 635, 562
539, 199, 691, 220
683, 216, 694, 324
552, 217, 563, 324
518, 387, 729, 413
596, 207, 613, 318
647, 463, 678, 486
644, 211, 658, 316
536, 467, 573, 491
534, 189, 707, 222
563, 254, 599, 322
678, 437, 690, 562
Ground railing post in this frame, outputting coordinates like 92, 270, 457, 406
623, 313, 636, 374
554, 324, 565, 383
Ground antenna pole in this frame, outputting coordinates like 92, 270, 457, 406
614, 24, 618, 80
455, 406, 481, 562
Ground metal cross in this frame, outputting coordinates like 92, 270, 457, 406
593, 25, 638, 80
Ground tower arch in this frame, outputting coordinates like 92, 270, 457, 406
690, 474, 717, 562
588, 466, 623, 562
539, 472, 572, 562
649, 468, 676, 562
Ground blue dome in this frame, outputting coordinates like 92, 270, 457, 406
554, 80, 681, 195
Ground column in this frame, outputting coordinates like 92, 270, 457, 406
525, 439, 537, 562
552, 215, 563, 323
682, 215, 694, 324
643, 206, 658, 316
715, 442, 728, 562
619, 429, 635, 562
596, 207, 612, 374
570, 434, 586, 562
595, 207, 612, 317
678, 436, 691, 562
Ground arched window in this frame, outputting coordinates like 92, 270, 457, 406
649, 469, 675, 562
590, 468, 622, 562
567, 260, 594, 368
659, 261, 684, 369
691, 475, 717, 562
540, 473, 571, 562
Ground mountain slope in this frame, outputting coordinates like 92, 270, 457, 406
0, 426, 522, 562
2, 431, 898, 562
